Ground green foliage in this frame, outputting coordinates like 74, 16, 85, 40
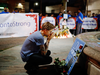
54, 58, 67, 75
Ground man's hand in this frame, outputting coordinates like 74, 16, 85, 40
40, 32, 55, 56
47, 32, 55, 41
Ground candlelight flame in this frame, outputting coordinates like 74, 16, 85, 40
53, 33, 73, 39
53, 27, 74, 39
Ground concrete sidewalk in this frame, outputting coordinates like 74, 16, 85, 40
0, 38, 74, 75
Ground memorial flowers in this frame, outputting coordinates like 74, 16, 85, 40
54, 28, 70, 38
54, 58, 68, 75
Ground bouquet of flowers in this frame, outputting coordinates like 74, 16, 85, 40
53, 26, 71, 38
54, 58, 68, 75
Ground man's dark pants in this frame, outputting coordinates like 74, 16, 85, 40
24, 50, 52, 71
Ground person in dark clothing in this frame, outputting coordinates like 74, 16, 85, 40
0, 7, 9, 14
39, 13, 42, 30
12, 8, 19, 13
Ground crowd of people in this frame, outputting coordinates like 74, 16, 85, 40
56, 10, 100, 35
1, 7, 100, 35
0, 7, 20, 14
39, 9, 100, 36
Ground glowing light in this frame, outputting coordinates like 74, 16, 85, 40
18, 3, 22, 6
53, 32, 73, 39
35, 2, 38, 6
0, 7, 4, 9
53, 27, 73, 39
18, 3, 23, 9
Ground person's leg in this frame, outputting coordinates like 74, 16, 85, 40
24, 50, 52, 70
79, 23, 82, 34
39, 21, 41, 30
76, 23, 80, 35
75, 24, 77, 36
29, 52, 52, 65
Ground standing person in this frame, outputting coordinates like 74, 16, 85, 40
0, 7, 9, 14
73, 12, 78, 23
90, 13, 97, 32
51, 13, 54, 17
76, 9, 83, 35
73, 12, 78, 35
12, 8, 19, 13
45, 14, 48, 17
67, 10, 71, 18
7, 8, 9, 12
39, 13, 42, 30
91, 13, 97, 18
67, 10, 75, 35
73, 12, 78, 17
83, 12, 87, 18
29, 8, 34, 13
57, 12, 62, 27
20, 22, 55, 75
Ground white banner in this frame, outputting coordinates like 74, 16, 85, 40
41, 16, 56, 28
0, 13, 39, 38
59, 17, 98, 29
59, 17, 76, 29
82, 18, 98, 29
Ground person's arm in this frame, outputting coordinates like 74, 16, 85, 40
79, 16, 84, 22
57, 16, 59, 25
40, 32, 54, 55
40, 39, 50, 55
57, 19, 60, 28
56, 18, 59, 25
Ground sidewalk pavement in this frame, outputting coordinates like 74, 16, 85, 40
0, 38, 74, 75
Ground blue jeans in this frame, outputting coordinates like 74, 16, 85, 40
76, 23, 82, 35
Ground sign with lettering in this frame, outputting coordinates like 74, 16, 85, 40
65, 38, 86, 75
0, 13, 39, 38
82, 18, 98, 29
59, 17, 76, 29
59, 17, 98, 29
41, 16, 56, 28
